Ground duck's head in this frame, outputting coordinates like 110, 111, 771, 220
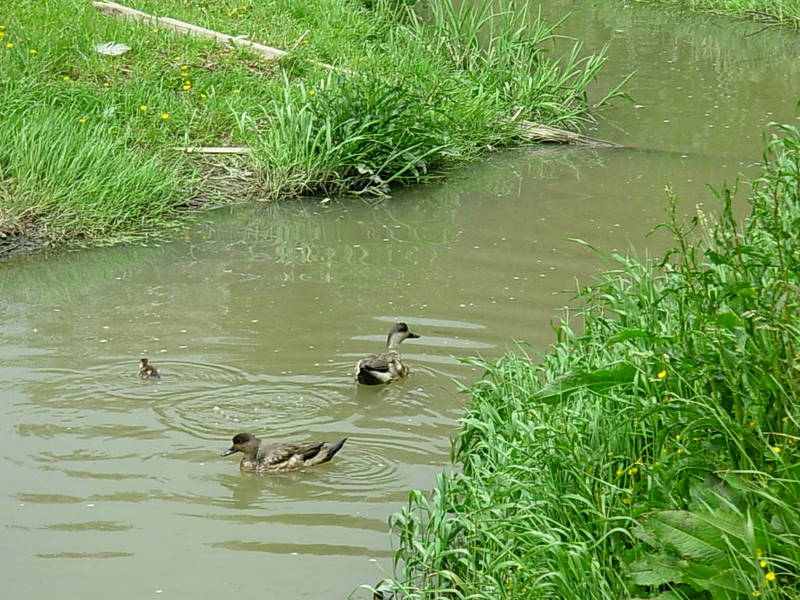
139, 358, 150, 368
387, 322, 420, 345
221, 432, 261, 456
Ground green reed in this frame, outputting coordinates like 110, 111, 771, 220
380, 125, 800, 599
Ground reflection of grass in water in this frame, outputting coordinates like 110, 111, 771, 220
631, 0, 800, 29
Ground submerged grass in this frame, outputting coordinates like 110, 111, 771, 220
632, 0, 800, 28
0, 0, 614, 248
380, 125, 800, 599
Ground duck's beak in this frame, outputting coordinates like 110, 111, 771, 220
408, 333, 421, 339
220, 446, 238, 456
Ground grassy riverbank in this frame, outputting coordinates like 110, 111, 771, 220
0, 0, 613, 251
634, 0, 800, 27
380, 126, 800, 599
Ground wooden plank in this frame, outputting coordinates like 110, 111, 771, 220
92, 1, 346, 72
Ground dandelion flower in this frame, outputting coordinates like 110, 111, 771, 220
0, 31, 5, 37
77, 118, 86, 124
103, 82, 110, 87
161, 113, 170, 120
628, 467, 638, 475
781, 416, 788, 423
622, 497, 632, 505
752, 592, 761, 598
232, 89, 240, 94
765, 571, 776, 582
29, 49, 37, 54
759, 560, 768, 568
180, 64, 188, 70
308, 89, 316, 96
657, 370, 667, 379
6, 42, 13, 48
199, 93, 207, 99
63, 75, 70, 80
756, 549, 764, 557
139, 105, 148, 111
615, 468, 623, 476
675, 434, 681, 441
771, 446, 781, 454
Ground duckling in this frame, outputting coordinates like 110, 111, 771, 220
220, 432, 347, 473
354, 322, 420, 385
138, 358, 160, 380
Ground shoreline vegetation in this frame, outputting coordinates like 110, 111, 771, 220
0, 0, 621, 256
377, 125, 800, 599
632, 0, 800, 28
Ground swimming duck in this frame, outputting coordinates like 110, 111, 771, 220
138, 358, 160, 380
220, 432, 347, 473
354, 322, 420, 385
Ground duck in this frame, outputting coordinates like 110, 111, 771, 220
354, 322, 420, 385
220, 432, 347, 473
138, 358, 160, 380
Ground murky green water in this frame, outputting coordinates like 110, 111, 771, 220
2, 3, 799, 599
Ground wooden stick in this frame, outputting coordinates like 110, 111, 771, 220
515, 119, 620, 148
92, 1, 346, 72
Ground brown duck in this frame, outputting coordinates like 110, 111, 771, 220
138, 358, 160, 380
220, 432, 347, 473
354, 322, 420, 385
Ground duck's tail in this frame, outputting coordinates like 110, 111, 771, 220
326, 438, 347, 461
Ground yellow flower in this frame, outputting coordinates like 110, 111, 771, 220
180, 64, 188, 71
199, 93, 207, 99
771, 446, 781, 454
781, 416, 788, 423
759, 559, 768, 568
103, 82, 110, 87
232, 89, 240, 94
77, 118, 86, 124
6, 42, 13, 48
675, 434, 682, 441
139, 105, 148, 111
606, 451, 613, 456
628, 467, 639, 475
308, 89, 316, 96
765, 571, 776, 582
181, 72, 189, 78
752, 592, 761, 598
756, 549, 764, 557
676, 448, 685, 454
182, 83, 191, 90
0, 31, 5, 36
622, 497, 632, 505
615, 468, 623, 476
63, 75, 70, 80
29, 49, 37, 54
748, 421, 756, 428
161, 113, 170, 120
657, 370, 667, 379
662, 396, 671, 402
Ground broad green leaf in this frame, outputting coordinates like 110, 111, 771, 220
534, 363, 636, 402
627, 552, 686, 586
636, 511, 727, 563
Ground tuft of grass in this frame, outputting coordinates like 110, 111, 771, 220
379, 123, 800, 599
0, 107, 191, 244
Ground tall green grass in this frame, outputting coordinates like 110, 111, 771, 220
379, 125, 800, 599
